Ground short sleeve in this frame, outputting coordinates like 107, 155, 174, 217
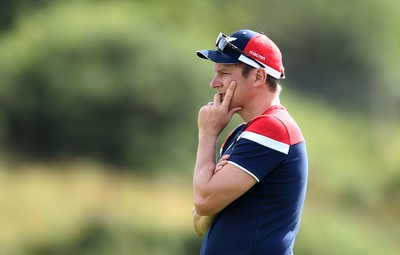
227, 116, 290, 182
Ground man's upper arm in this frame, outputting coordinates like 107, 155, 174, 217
196, 162, 257, 215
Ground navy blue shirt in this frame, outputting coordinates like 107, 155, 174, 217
200, 105, 308, 255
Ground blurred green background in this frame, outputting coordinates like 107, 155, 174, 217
0, 0, 399, 254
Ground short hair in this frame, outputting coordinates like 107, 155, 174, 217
238, 63, 281, 93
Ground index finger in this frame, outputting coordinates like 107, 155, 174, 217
221, 81, 236, 109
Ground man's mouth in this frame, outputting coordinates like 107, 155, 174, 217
219, 93, 225, 102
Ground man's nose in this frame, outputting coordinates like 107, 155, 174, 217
210, 77, 222, 89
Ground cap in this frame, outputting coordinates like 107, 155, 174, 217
196, 29, 285, 79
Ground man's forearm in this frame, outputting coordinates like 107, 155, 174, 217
193, 133, 218, 215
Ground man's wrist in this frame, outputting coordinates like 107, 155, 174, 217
198, 131, 219, 141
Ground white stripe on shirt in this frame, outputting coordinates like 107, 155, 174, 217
228, 161, 260, 182
238, 131, 290, 154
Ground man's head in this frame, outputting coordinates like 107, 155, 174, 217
197, 29, 285, 80
197, 29, 284, 120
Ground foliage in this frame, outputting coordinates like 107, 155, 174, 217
1, 0, 399, 169
0, 1, 209, 171
245, 0, 400, 113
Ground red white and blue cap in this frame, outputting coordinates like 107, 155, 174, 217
197, 29, 285, 79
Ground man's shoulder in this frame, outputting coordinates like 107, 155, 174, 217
246, 108, 304, 145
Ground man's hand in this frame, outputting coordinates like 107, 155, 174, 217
214, 154, 230, 174
197, 81, 242, 137
192, 207, 216, 237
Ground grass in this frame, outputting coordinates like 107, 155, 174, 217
0, 156, 398, 255
0, 160, 198, 255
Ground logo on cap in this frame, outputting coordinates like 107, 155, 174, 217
249, 51, 266, 61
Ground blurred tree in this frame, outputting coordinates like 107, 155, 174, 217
0, 1, 207, 171
0, 0, 53, 33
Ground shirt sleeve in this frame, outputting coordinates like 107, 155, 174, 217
227, 115, 290, 182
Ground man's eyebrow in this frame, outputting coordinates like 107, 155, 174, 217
214, 67, 231, 73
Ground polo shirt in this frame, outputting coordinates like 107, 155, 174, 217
200, 105, 308, 255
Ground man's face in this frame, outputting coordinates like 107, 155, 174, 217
210, 63, 253, 110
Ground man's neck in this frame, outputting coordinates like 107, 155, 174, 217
239, 94, 281, 123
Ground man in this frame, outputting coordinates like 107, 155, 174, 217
192, 29, 308, 255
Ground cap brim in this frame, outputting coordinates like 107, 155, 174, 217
196, 50, 241, 64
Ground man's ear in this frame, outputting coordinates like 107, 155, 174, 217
253, 68, 267, 87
